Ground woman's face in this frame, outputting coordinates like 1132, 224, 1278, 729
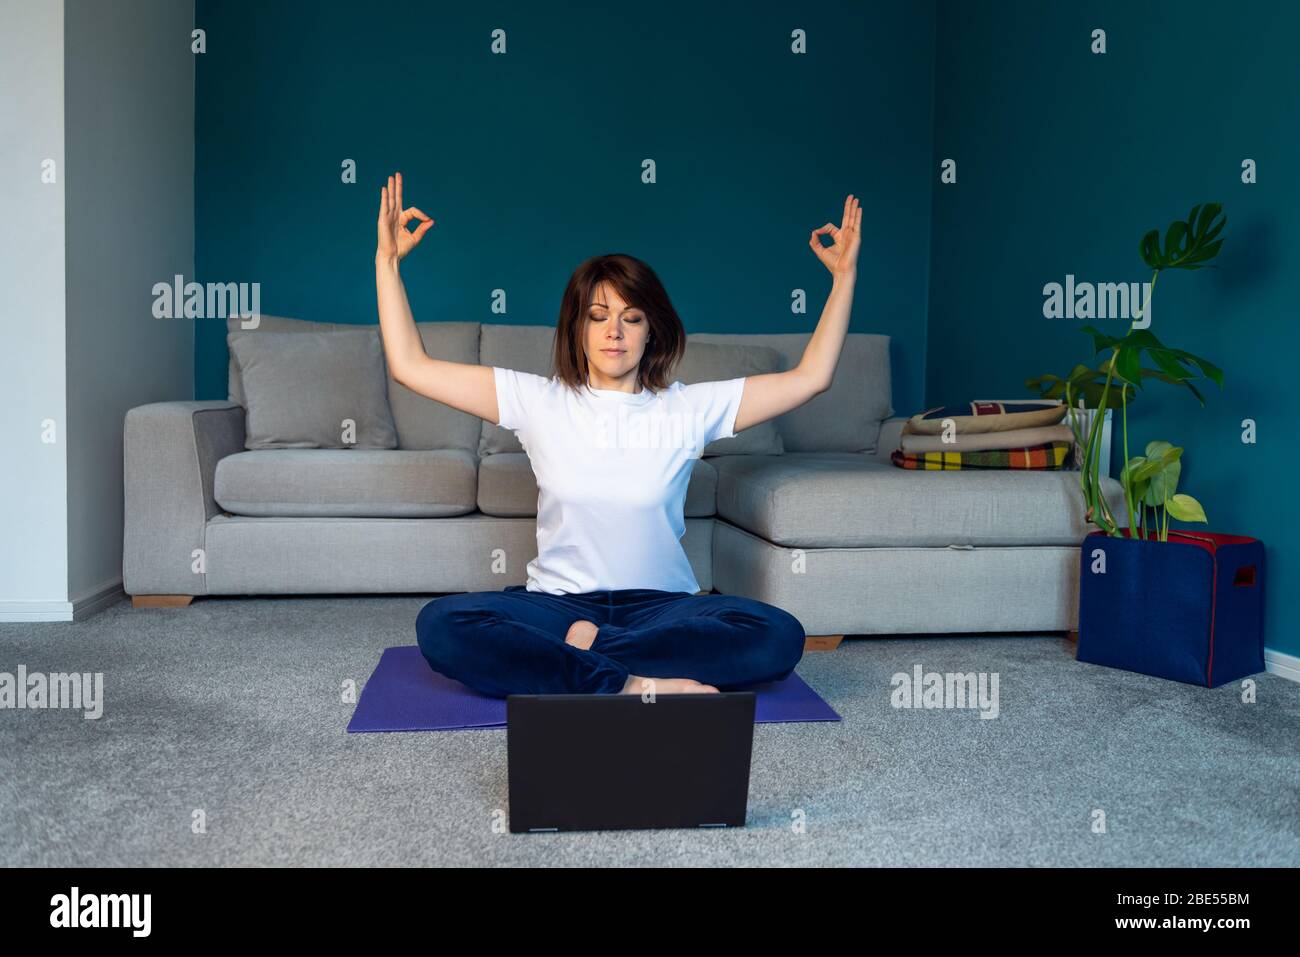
583, 282, 649, 389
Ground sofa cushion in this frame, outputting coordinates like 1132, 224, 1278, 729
226, 315, 482, 452
478, 452, 719, 518
688, 332, 893, 453
214, 448, 478, 518
230, 329, 399, 449
673, 341, 784, 456
228, 314, 341, 407
478, 324, 787, 457
711, 452, 1115, 547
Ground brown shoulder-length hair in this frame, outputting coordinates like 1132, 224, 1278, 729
551, 254, 686, 395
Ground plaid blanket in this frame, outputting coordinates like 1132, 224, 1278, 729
890, 440, 1074, 470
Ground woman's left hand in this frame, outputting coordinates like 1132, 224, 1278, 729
809, 194, 862, 278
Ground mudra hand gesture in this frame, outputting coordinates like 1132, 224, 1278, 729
377, 171, 435, 263
809, 194, 862, 278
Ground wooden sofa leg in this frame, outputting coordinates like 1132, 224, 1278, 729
132, 595, 194, 608
804, 634, 843, 652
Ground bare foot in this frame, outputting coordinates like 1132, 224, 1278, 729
620, 675, 719, 695
565, 619, 599, 651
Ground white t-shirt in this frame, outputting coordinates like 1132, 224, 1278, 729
493, 367, 747, 595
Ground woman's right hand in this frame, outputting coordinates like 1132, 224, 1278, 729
376, 171, 434, 264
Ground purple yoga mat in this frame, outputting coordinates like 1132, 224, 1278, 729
347, 645, 841, 732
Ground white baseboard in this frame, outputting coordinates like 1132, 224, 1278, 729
0, 600, 76, 622
0, 578, 125, 622
1264, 648, 1300, 684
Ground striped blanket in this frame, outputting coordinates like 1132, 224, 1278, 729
890, 440, 1074, 470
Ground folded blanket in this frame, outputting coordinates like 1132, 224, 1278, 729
906, 401, 1068, 435
900, 422, 1077, 453
890, 440, 1074, 470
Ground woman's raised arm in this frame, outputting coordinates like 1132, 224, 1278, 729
732, 194, 861, 433
375, 171, 501, 424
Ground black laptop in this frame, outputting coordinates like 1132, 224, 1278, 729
506, 691, 756, 833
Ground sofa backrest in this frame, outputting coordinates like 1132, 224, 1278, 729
225, 315, 482, 452
688, 332, 893, 453
476, 324, 893, 454
476, 323, 556, 455
226, 317, 894, 455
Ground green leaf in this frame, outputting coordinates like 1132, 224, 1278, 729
1149, 348, 1192, 381
1026, 373, 1062, 397
1166, 493, 1207, 523
1120, 455, 1146, 482
1130, 457, 1168, 485
1129, 479, 1150, 504
1195, 203, 1222, 240
1120, 328, 1163, 351
1115, 346, 1143, 387
1121, 448, 1177, 511
1126, 333, 1224, 390
1080, 325, 1122, 354
1183, 238, 1225, 265
1138, 369, 1204, 404
1032, 360, 1144, 409
1146, 456, 1182, 506
1164, 347, 1224, 387
1201, 215, 1226, 245
1131, 445, 1183, 484
1068, 363, 1101, 382
1139, 204, 1227, 274
1140, 229, 1161, 269
1165, 220, 1188, 263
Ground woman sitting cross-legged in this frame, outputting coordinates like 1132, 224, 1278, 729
374, 172, 862, 697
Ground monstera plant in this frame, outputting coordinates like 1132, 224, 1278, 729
1036, 203, 1265, 689
1027, 203, 1226, 539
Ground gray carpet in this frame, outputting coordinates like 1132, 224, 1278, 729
2, 595, 1296, 867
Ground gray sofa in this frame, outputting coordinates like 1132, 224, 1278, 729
123, 317, 1126, 637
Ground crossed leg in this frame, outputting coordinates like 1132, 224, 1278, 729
415, 589, 744, 698
590, 593, 806, 691
416, 590, 627, 697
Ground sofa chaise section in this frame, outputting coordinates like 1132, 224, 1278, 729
707, 417, 1128, 636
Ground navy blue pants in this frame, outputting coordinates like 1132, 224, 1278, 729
416, 585, 806, 697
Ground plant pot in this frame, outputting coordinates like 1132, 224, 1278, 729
1076, 529, 1265, 687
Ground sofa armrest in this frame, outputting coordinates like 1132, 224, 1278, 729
871, 416, 907, 463
123, 401, 245, 596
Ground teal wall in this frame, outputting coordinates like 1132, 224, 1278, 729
194, 0, 936, 414
928, 0, 1299, 656
195, 0, 1297, 657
